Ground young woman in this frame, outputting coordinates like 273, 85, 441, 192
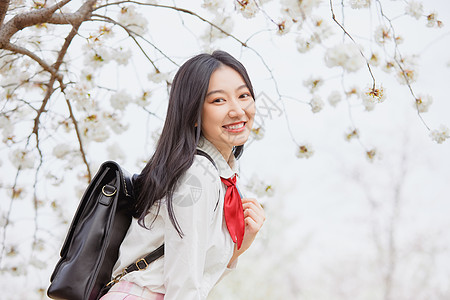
100, 50, 265, 299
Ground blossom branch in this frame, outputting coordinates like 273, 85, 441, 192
93, 1, 248, 47
0, 168, 21, 266
374, 0, 431, 131
32, 0, 96, 145
90, 14, 160, 71
30, 137, 44, 260
25, 1, 96, 183
329, 0, 376, 88
63, 94, 92, 181
250, 48, 301, 147
2, 42, 60, 78
31, 26, 79, 149
89, 13, 180, 68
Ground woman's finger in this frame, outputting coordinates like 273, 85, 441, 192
241, 198, 261, 208
244, 205, 265, 221
242, 200, 264, 214
244, 208, 264, 228
244, 216, 262, 233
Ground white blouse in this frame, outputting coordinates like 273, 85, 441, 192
112, 136, 241, 299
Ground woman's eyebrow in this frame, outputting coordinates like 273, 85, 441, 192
206, 89, 224, 97
206, 85, 248, 97
236, 84, 248, 91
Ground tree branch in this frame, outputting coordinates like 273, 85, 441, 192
2, 42, 60, 78
0, 0, 71, 47
64, 95, 92, 181
47, 12, 83, 25
0, 0, 9, 30
374, 0, 431, 131
93, 1, 248, 47
329, 0, 376, 88
30, 0, 97, 179
0, 167, 21, 266
30, 135, 44, 261
91, 14, 164, 70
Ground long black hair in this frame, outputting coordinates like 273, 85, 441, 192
134, 50, 255, 235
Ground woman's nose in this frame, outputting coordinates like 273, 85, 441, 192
228, 98, 245, 118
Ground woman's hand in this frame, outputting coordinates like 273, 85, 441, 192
228, 198, 265, 267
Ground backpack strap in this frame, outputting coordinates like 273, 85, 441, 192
106, 150, 218, 288
125, 244, 165, 273
195, 148, 218, 170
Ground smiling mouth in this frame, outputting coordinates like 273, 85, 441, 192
223, 122, 246, 130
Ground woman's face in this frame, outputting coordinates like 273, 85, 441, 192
201, 65, 255, 160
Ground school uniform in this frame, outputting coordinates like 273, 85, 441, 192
101, 136, 241, 300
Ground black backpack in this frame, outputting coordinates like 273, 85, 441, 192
47, 150, 216, 300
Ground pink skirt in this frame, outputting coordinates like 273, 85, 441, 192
99, 281, 164, 300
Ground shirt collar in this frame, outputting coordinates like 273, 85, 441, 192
196, 135, 239, 179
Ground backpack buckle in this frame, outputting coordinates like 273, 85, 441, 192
106, 269, 127, 287
135, 258, 149, 270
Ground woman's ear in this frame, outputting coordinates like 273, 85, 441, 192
194, 122, 198, 127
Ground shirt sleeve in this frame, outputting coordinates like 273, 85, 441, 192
217, 257, 238, 283
162, 157, 220, 300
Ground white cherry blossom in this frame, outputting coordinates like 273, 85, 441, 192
361, 85, 386, 111
80, 69, 95, 89
83, 46, 111, 69
374, 25, 391, 44
349, 0, 371, 9
110, 90, 133, 110
202, 0, 225, 11
117, 6, 148, 36
345, 128, 360, 141
79, 115, 110, 143
246, 175, 274, 198
52, 144, 72, 159
382, 61, 396, 73
201, 15, 234, 42
414, 94, 433, 113
328, 90, 342, 107
310, 95, 324, 113
430, 125, 450, 144
303, 76, 324, 93
135, 91, 152, 107
426, 12, 438, 27
281, 0, 322, 18
296, 144, 314, 159
325, 43, 365, 72
369, 52, 380, 66
236, 0, 259, 19
405, 1, 423, 19
310, 17, 334, 42
10, 149, 36, 169
66, 82, 93, 110
276, 18, 293, 36
104, 113, 130, 134
366, 148, 377, 162
251, 127, 265, 140
113, 48, 132, 66
0, 115, 14, 141
148, 71, 170, 84
296, 36, 315, 53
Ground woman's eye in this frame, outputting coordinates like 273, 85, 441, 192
240, 93, 250, 99
213, 98, 225, 103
